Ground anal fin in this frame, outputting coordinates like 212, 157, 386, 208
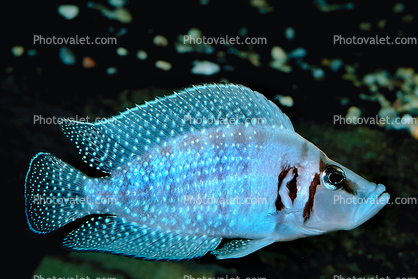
63, 216, 222, 260
211, 238, 275, 259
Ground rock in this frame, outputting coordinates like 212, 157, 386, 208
274, 95, 294, 107
311, 67, 325, 79
106, 67, 118, 75
345, 106, 362, 123
108, 0, 127, 8
270, 46, 291, 72
191, 60, 220, 75
153, 35, 169, 47
136, 50, 148, 60
271, 46, 287, 63
57, 5, 79, 20
411, 125, 418, 140
11, 46, 24, 57
393, 3, 405, 13
155, 60, 172, 71
82, 57, 96, 69
116, 47, 129, 56
329, 59, 343, 72
187, 28, 202, 40
58, 47, 76, 65
285, 27, 295, 40
88, 3, 132, 23
288, 48, 306, 59
27, 49, 37, 57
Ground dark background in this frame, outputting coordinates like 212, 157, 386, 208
2, 0, 417, 278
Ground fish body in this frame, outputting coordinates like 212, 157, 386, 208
25, 84, 390, 260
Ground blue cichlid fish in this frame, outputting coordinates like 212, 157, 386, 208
25, 84, 390, 260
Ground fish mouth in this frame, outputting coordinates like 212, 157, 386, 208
375, 184, 390, 201
353, 184, 390, 226
378, 190, 390, 199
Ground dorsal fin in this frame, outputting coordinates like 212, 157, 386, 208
59, 84, 294, 173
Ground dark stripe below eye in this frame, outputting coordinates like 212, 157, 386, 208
344, 180, 357, 195
303, 173, 320, 223
275, 166, 292, 211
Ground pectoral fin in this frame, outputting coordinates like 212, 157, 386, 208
211, 238, 275, 259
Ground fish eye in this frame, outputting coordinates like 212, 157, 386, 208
321, 165, 346, 190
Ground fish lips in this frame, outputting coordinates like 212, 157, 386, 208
350, 183, 390, 228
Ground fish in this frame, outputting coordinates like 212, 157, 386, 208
25, 83, 390, 260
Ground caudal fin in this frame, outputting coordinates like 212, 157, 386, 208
25, 152, 89, 234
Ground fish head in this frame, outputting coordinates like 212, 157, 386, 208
303, 155, 390, 232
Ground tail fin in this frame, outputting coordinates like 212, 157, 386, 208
25, 152, 89, 234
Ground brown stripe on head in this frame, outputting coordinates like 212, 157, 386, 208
275, 166, 292, 211
344, 180, 357, 195
319, 153, 327, 172
286, 168, 298, 203
303, 173, 320, 223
